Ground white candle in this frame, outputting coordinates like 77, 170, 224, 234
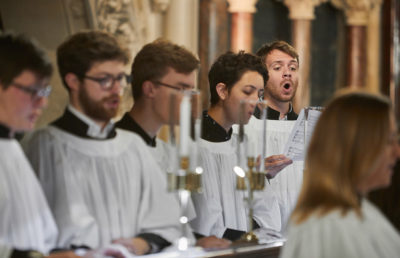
261, 103, 267, 165
179, 94, 191, 156
247, 136, 257, 158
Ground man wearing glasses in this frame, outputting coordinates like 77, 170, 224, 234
23, 31, 182, 256
115, 39, 231, 249
0, 33, 79, 258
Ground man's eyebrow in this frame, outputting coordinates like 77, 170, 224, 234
90, 72, 124, 76
270, 60, 284, 65
270, 60, 298, 65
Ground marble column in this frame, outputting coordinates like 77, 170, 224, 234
331, 0, 382, 89
164, 0, 199, 54
227, 0, 258, 52
283, 0, 325, 112
198, 0, 229, 109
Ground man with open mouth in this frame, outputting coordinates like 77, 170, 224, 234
241, 41, 302, 236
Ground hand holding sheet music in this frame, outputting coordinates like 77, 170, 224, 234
283, 108, 322, 161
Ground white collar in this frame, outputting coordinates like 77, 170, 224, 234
67, 105, 115, 139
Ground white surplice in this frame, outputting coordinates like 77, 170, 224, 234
0, 139, 57, 254
23, 126, 181, 249
190, 136, 281, 238
242, 117, 304, 234
0, 245, 12, 258
148, 138, 196, 223
280, 199, 400, 258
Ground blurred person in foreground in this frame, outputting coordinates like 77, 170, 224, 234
115, 39, 231, 249
281, 91, 400, 258
0, 32, 78, 258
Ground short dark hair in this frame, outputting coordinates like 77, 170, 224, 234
131, 39, 200, 101
57, 31, 129, 90
256, 40, 299, 64
0, 32, 52, 89
208, 51, 268, 106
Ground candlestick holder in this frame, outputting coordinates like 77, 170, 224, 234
234, 99, 269, 244
165, 90, 203, 251
235, 156, 267, 244
167, 156, 202, 193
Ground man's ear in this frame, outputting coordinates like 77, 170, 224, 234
64, 73, 81, 92
216, 82, 228, 100
142, 80, 157, 98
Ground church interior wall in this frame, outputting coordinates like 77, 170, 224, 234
0, 0, 398, 123
1, 0, 400, 234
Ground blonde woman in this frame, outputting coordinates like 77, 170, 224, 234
281, 92, 400, 258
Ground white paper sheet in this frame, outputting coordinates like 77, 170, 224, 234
283, 108, 322, 161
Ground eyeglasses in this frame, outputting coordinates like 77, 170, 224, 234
152, 81, 194, 93
84, 73, 131, 90
11, 82, 52, 100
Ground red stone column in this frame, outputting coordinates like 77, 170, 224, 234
331, 0, 380, 88
198, 0, 229, 109
346, 26, 367, 88
227, 0, 258, 52
284, 0, 324, 112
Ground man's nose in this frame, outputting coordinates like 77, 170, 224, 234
111, 80, 125, 95
33, 95, 48, 109
282, 67, 291, 78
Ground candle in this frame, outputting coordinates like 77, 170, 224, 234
179, 93, 191, 156
261, 102, 267, 171
246, 135, 257, 158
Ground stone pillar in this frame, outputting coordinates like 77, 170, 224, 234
283, 0, 325, 112
146, 0, 170, 42
227, 0, 258, 52
164, 0, 198, 54
198, 0, 229, 109
366, 2, 382, 93
331, 0, 381, 89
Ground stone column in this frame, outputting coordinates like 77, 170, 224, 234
164, 0, 198, 54
283, 0, 326, 112
227, 0, 258, 52
146, 0, 170, 42
366, 1, 382, 93
331, 0, 382, 89
198, 0, 229, 109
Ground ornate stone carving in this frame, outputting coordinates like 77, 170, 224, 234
151, 0, 170, 12
331, 0, 382, 25
92, 0, 152, 59
282, 0, 328, 20
227, 0, 258, 13
69, 0, 86, 18
90, 0, 155, 115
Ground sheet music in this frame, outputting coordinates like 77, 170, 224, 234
283, 108, 322, 161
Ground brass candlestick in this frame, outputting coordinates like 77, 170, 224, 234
167, 155, 203, 250
167, 156, 202, 192
235, 156, 267, 243
166, 91, 203, 251
235, 99, 269, 244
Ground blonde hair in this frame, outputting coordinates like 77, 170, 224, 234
292, 91, 392, 224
